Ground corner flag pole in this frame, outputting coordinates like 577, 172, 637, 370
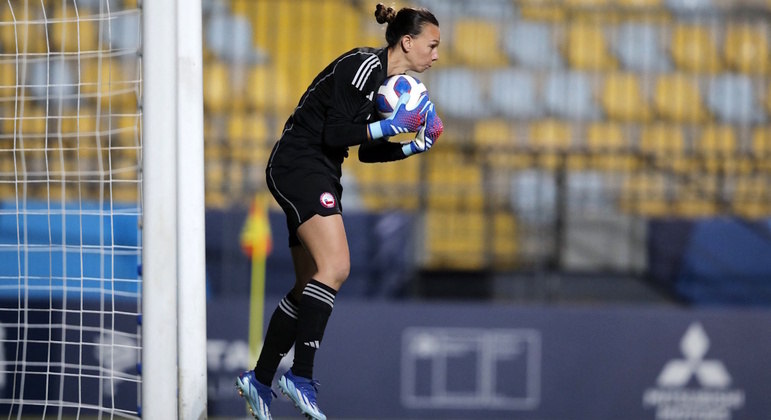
249, 247, 267, 362
240, 193, 272, 362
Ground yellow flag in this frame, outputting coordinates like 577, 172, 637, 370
240, 193, 272, 259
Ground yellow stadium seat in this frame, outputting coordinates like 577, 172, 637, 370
227, 164, 246, 205
724, 24, 769, 74
59, 113, 101, 158
586, 122, 637, 171
566, 23, 617, 70
492, 211, 518, 270
112, 181, 139, 203
619, 172, 671, 216
0, 3, 47, 54
731, 175, 770, 219
115, 114, 141, 147
616, 0, 669, 22
674, 198, 719, 218
473, 118, 513, 149
695, 125, 747, 174
766, 81, 771, 116
566, 0, 620, 21
427, 161, 484, 211
350, 157, 421, 211
251, 0, 361, 99
205, 158, 228, 208
12, 107, 47, 161
452, 19, 508, 67
227, 112, 270, 164
529, 119, 573, 169
601, 73, 652, 122
80, 59, 138, 111
423, 209, 486, 270
49, 6, 99, 53
751, 126, 771, 172
566, 0, 609, 5
111, 157, 139, 183
385, 158, 422, 210
618, 0, 662, 6
346, 160, 379, 211
8, 106, 47, 138
671, 24, 722, 73
0, 179, 14, 200
587, 122, 626, 151
203, 61, 231, 114
314, 1, 361, 60
46, 179, 84, 201
48, 146, 80, 178
472, 119, 530, 169
60, 113, 99, 136
696, 125, 736, 157
246, 64, 295, 113
0, 62, 17, 99
530, 119, 572, 151
230, 0, 249, 14
654, 74, 709, 123
751, 126, 771, 156
519, 2, 566, 21
640, 123, 690, 172
673, 175, 721, 218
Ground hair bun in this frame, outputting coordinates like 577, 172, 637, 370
374, 3, 396, 24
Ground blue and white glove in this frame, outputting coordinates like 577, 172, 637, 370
402, 104, 443, 156
368, 93, 431, 140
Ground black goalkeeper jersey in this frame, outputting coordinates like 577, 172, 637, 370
267, 47, 407, 181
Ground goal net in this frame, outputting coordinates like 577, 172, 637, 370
0, 0, 142, 417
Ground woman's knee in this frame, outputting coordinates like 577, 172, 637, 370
318, 260, 350, 289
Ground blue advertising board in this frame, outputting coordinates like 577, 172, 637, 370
0, 299, 140, 416
2, 297, 769, 419
208, 298, 771, 419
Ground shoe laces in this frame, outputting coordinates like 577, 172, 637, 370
295, 378, 321, 404
249, 376, 276, 401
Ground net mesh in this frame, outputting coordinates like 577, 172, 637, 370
0, 0, 142, 417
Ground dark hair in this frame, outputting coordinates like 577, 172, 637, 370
374, 3, 439, 48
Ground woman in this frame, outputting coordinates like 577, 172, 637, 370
236, 4, 442, 419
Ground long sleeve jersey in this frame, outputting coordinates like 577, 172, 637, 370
267, 47, 407, 180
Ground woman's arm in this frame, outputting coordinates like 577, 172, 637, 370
357, 138, 407, 163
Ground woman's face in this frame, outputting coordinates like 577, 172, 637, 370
405, 24, 440, 73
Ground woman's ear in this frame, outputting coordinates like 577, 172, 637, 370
400, 35, 412, 53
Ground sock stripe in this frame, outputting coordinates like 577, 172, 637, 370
304, 285, 335, 302
278, 296, 298, 319
303, 288, 335, 309
303, 283, 336, 308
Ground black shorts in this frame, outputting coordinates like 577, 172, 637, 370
266, 165, 343, 247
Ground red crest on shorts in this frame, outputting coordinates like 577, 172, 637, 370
320, 192, 336, 208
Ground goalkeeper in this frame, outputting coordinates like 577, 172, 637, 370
236, 3, 443, 420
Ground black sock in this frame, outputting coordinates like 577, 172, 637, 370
253, 293, 299, 386
292, 279, 336, 379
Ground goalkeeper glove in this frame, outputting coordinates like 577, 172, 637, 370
368, 93, 431, 140
402, 104, 443, 156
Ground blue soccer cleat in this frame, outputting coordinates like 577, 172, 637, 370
278, 370, 327, 420
235, 370, 275, 420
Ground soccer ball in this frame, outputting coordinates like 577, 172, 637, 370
376, 74, 428, 119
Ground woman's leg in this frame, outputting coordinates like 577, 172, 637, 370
296, 214, 350, 291
252, 245, 316, 386
290, 214, 350, 379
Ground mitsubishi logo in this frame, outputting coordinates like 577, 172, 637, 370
643, 322, 745, 419
656, 322, 730, 389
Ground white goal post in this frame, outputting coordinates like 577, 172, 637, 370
142, 0, 207, 419
0, 0, 207, 418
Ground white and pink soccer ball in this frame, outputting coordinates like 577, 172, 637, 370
375, 74, 429, 119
